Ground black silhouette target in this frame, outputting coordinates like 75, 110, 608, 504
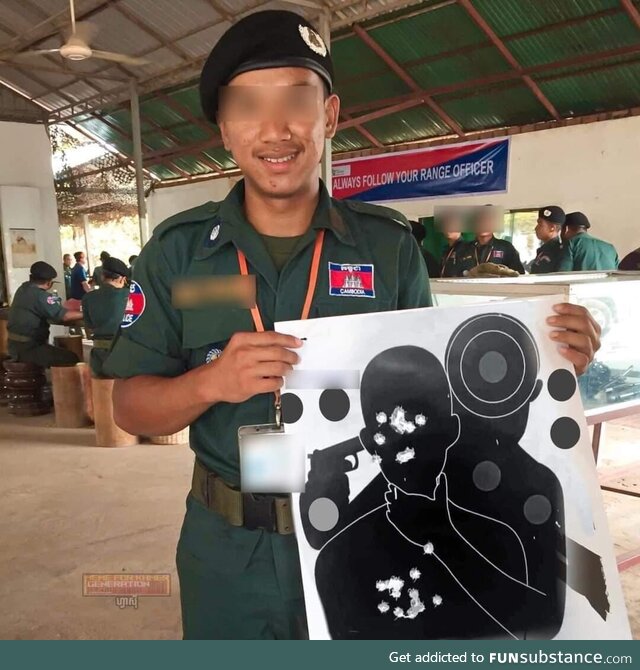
445, 314, 539, 418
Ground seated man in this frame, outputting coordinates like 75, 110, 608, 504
82, 256, 130, 378
7, 261, 83, 368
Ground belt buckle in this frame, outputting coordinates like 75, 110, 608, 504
242, 493, 276, 532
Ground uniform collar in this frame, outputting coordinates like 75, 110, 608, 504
195, 179, 353, 291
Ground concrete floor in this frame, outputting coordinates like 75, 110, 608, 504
0, 407, 638, 640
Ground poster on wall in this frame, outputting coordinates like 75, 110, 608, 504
9, 228, 37, 268
276, 296, 630, 640
332, 138, 509, 203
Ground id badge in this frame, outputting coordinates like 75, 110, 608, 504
238, 423, 305, 493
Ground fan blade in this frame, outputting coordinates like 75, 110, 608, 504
8, 49, 62, 60
91, 50, 150, 66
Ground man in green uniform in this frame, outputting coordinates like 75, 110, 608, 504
7, 261, 83, 368
82, 256, 129, 377
104, 10, 601, 640
530, 206, 565, 274
558, 212, 619, 272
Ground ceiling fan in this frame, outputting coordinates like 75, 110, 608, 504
5, 0, 149, 66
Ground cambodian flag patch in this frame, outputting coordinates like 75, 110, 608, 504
121, 280, 146, 328
328, 262, 375, 298
492, 249, 505, 260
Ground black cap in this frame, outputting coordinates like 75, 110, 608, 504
30, 261, 57, 281
564, 211, 591, 229
538, 206, 565, 226
200, 10, 334, 124
103, 256, 130, 278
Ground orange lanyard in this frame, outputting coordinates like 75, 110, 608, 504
236, 229, 325, 425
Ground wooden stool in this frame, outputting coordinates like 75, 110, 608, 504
2, 360, 49, 416
92, 378, 138, 448
51, 364, 90, 428
53, 335, 83, 361
80, 364, 94, 423
148, 428, 189, 445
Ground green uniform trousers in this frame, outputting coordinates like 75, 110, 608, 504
89, 347, 110, 378
176, 493, 308, 640
8, 341, 79, 368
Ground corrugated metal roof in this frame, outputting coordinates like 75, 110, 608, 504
120, 0, 222, 40
4, 0, 633, 185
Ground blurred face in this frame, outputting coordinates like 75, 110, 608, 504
63, 254, 72, 267
535, 219, 559, 242
444, 231, 461, 245
218, 67, 339, 201
76, 253, 86, 265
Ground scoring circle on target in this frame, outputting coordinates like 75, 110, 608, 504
445, 313, 539, 418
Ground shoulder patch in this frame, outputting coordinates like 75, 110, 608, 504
153, 201, 221, 239
341, 199, 411, 231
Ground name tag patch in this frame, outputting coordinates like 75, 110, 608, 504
121, 281, 146, 328
328, 262, 375, 298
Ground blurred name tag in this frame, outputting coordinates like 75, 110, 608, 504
239, 424, 305, 493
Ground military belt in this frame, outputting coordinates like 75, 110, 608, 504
191, 459, 294, 535
8, 331, 32, 343
92, 338, 113, 349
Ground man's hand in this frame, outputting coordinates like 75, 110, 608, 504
547, 303, 601, 376
384, 475, 452, 548
198, 330, 302, 404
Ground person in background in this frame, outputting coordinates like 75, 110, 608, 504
409, 221, 440, 278
91, 251, 111, 288
69, 251, 91, 300
62, 253, 73, 299
458, 207, 525, 275
558, 212, 619, 272
128, 255, 138, 274
7, 261, 83, 367
440, 231, 468, 278
618, 247, 640, 271
82, 257, 130, 378
530, 206, 565, 274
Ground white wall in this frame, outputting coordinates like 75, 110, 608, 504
387, 116, 640, 259
0, 122, 62, 301
145, 116, 640, 258
147, 177, 238, 233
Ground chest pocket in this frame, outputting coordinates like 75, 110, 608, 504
181, 306, 254, 368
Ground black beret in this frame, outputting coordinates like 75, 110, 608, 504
564, 211, 591, 229
30, 261, 57, 281
538, 205, 565, 226
103, 256, 130, 278
200, 10, 334, 124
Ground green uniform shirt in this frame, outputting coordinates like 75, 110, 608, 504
530, 236, 564, 274
259, 234, 305, 272
82, 284, 129, 339
558, 232, 619, 272
104, 180, 431, 485
457, 236, 525, 275
7, 281, 66, 344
